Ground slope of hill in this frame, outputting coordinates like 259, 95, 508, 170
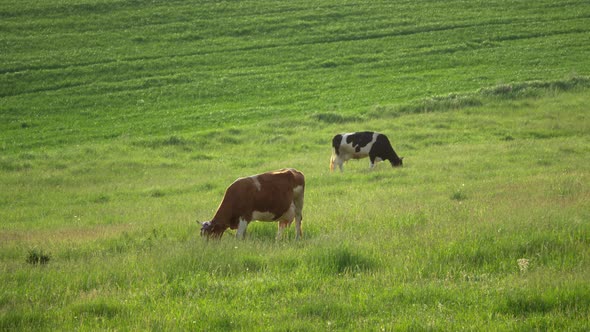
1, 0, 589, 152
1, 0, 589, 330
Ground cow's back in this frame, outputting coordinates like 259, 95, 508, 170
337, 132, 378, 157
247, 169, 304, 219
284, 168, 305, 191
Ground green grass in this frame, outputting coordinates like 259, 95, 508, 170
1, 0, 590, 330
2, 0, 590, 152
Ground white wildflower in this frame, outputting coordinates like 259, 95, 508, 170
517, 258, 529, 272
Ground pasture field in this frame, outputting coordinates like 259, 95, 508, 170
1, 0, 590, 330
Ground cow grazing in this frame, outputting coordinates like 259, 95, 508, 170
199, 168, 305, 240
330, 131, 403, 171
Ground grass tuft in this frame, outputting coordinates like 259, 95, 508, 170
311, 112, 362, 124
372, 76, 590, 118
133, 136, 194, 150
479, 76, 590, 98
0, 311, 47, 331
451, 190, 468, 201
309, 245, 376, 275
26, 248, 51, 265
71, 300, 123, 318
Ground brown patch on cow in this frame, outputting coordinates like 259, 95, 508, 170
202, 168, 305, 239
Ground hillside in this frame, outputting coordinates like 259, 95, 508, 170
1, 0, 590, 151
1, 0, 590, 330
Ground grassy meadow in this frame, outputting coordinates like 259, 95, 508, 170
1, 0, 590, 330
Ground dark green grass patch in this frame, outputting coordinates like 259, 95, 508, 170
307, 244, 377, 275
497, 282, 590, 317
371, 76, 590, 118
0, 311, 47, 331
479, 75, 590, 98
26, 248, 51, 265
311, 112, 363, 124
71, 300, 123, 319
133, 135, 196, 150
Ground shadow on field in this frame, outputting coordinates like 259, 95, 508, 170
227, 221, 322, 241
191, 227, 377, 277
306, 244, 377, 275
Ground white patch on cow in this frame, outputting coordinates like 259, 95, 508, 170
293, 185, 304, 196
275, 202, 297, 239
237, 217, 248, 239
371, 156, 383, 168
250, 175, 261, 191
280, 202, 296, 222
252, 211, 275, 221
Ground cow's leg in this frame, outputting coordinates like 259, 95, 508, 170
336, 156, 345, 172
294, 214, 303, 240
236, 218, 248, 239
276, 202, 298, 240
276, 220, 289, 240
369, 155, 382, 169
369, 154, 377, 169
293, 189, 304, 240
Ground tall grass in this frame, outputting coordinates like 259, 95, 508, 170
1, 0, 590, 330
2, 88, 588, 330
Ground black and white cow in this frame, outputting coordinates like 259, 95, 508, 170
330, 131, 403, 171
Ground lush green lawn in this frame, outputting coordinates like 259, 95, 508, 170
1, 0, 590, 330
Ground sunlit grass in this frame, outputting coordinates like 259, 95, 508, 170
1, 0, 590, 329
5, 91, 587, 329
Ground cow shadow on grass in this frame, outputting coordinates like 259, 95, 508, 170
225, 222, 320, 241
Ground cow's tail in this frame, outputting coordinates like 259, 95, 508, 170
330, 134, 342, 172
330, 150, 336, 171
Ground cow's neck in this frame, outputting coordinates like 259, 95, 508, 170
211, 205, 235, 229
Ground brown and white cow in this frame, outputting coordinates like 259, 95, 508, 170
330, 131, 403, 172
199, 168, 305, 240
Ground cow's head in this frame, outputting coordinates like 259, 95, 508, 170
199, 221, 224, 239
391, 157, 404, 167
